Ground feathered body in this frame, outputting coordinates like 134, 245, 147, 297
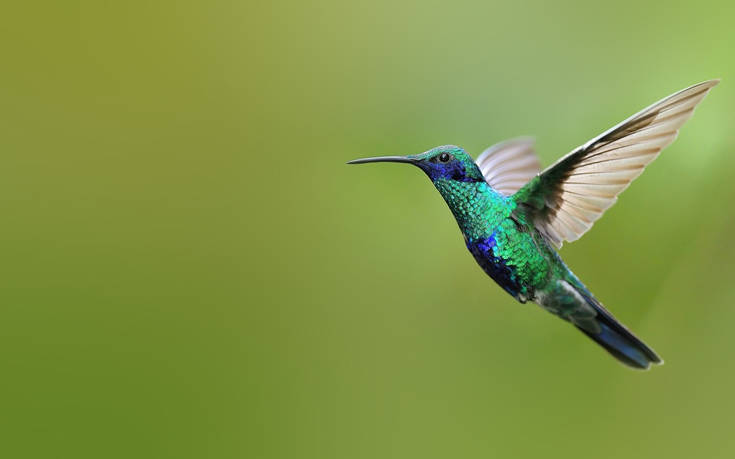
431, 162, 660, 368
349, 80, 719, 369
433, 177, 549, 301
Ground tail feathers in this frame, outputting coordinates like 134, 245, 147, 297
576, 294, 662, 370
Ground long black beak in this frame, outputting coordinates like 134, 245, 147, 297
347, 155, 416, 165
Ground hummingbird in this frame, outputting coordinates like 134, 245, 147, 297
348, 80, 718, 369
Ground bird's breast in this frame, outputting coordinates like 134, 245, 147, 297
467, 234, 525, 300
433, 180, 510, 240
465, 219, 552, 302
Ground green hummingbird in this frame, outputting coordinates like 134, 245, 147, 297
348, 80, 718, 369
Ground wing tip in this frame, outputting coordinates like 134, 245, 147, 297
691, 78, 720, 93
476, 136, 536, 161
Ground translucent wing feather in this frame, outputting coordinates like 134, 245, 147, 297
475, 137, 541, 196
514, 79, 719, 248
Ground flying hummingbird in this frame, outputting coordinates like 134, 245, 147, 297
348, 80, 718, 369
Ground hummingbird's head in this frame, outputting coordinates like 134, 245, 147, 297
347, 145, 485, 183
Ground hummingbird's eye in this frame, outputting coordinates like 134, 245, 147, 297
438, 152, 451, 163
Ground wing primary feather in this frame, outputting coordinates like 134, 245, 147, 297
512, 79, 719, 248
475, 137, 541, 196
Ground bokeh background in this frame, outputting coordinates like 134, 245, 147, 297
2, 1, 734, 458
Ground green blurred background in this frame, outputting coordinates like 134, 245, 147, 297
1, 1, 734, 458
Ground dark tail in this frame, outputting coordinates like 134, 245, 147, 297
575, 294, 662, 370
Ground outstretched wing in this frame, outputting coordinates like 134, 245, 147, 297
513, 79, 719, 249
475, 137, 541, 196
